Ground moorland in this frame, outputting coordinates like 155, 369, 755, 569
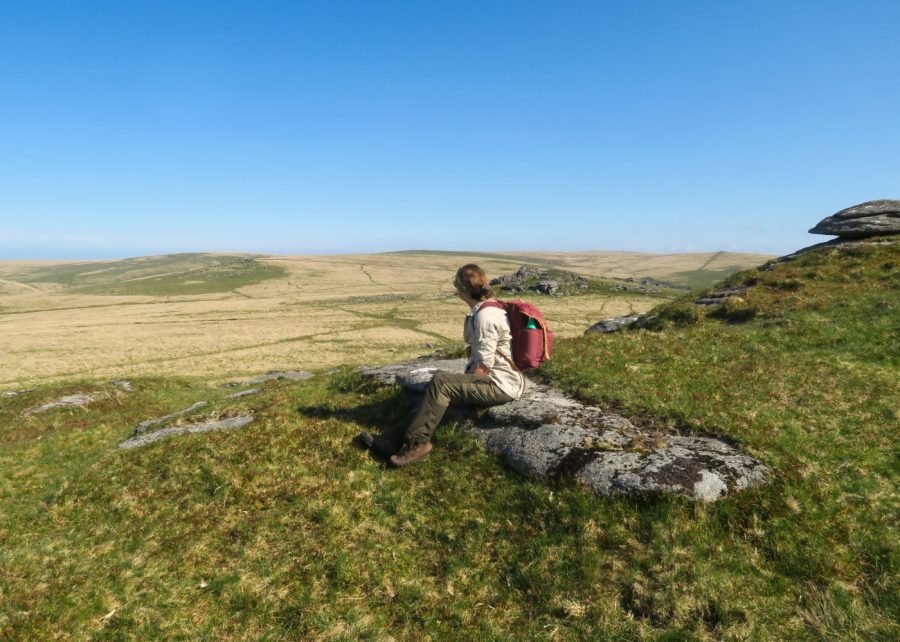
2, 242, 896, 641
0, 249, 766, 388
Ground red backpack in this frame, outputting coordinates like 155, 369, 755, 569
478, 300, 554, 370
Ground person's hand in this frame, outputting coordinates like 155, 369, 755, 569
469, 365, 489, 376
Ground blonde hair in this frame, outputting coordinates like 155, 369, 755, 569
454, 263, 494, 301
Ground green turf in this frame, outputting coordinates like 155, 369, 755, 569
664, 265, 755, 290
13, 253, 286, 296
1, 239, 897, 640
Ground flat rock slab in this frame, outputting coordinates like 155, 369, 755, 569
585, 315, 643, 334
809, 199, 900, 238
693, 287, 748, 306
359, 359, 468, 392
226, 388, 261, 399
25, 392, 109, 415
1, 388, 35, 399
133, 401, 207, 436
119, 415, 254, 450
359, 358, 767, 502
584, 314, 657, 335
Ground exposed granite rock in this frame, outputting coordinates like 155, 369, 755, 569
490, 265, 587, 296
358, 358, 468, 392
358, 358, 767, 502
693, 287, 748, 306
576, 436, 767, 502
110, 380, 133, 390
584, 314, 658, 334
25, 392, 109, 415
809, 199, 900, 238
219, 370, 314, 388
225, 388, 261, 399
585, 315, 644, 334
1, 388, 35, 399
484, 382, 636, 438
119, 415, 254, 450
133, 401, 207, 436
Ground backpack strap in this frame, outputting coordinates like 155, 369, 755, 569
477, 300, 504, 312
472, 300, 521, 372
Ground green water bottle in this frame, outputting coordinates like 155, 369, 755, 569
525, 317, 539, 330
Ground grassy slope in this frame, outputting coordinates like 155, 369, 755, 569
1, 240, 897, 640
543, 239, 899, 639
7, 254, 286, 296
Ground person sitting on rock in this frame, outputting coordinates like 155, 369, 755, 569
356, 263, 527, 466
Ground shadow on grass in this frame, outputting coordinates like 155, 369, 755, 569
296, 389, 481, 464
296, 392, 418, 463
296, 390, 417, 430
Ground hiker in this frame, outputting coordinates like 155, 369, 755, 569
357, 263, 527, 466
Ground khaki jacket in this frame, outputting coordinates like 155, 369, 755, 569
464, 300, 527, 399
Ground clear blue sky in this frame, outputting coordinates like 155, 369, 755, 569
1, 1, 898, 258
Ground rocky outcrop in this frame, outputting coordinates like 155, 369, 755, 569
809, 199, 900, 238
358, 358, 767, 502
491, 265, 673, 297
490, 265, 588, 296
612, 277, 678, 293
119, 415, 254, 450
25, 392, 109, 415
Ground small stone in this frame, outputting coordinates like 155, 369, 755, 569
250, 370, 314, 384
1, 388, 35, 399
110, 380, 133, 390
225, 388, 261, 399
218, 370, 315, 388
26, 392, 109, 415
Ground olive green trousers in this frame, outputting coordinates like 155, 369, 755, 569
404, 372, 513, 445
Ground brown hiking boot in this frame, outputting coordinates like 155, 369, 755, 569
354, 431, 403, 458
388, 442, 433, 467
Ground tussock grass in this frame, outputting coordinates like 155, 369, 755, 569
0, 240, 896, 640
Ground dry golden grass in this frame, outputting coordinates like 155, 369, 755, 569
0, 251, 768, 389
490, 249, 771, 279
